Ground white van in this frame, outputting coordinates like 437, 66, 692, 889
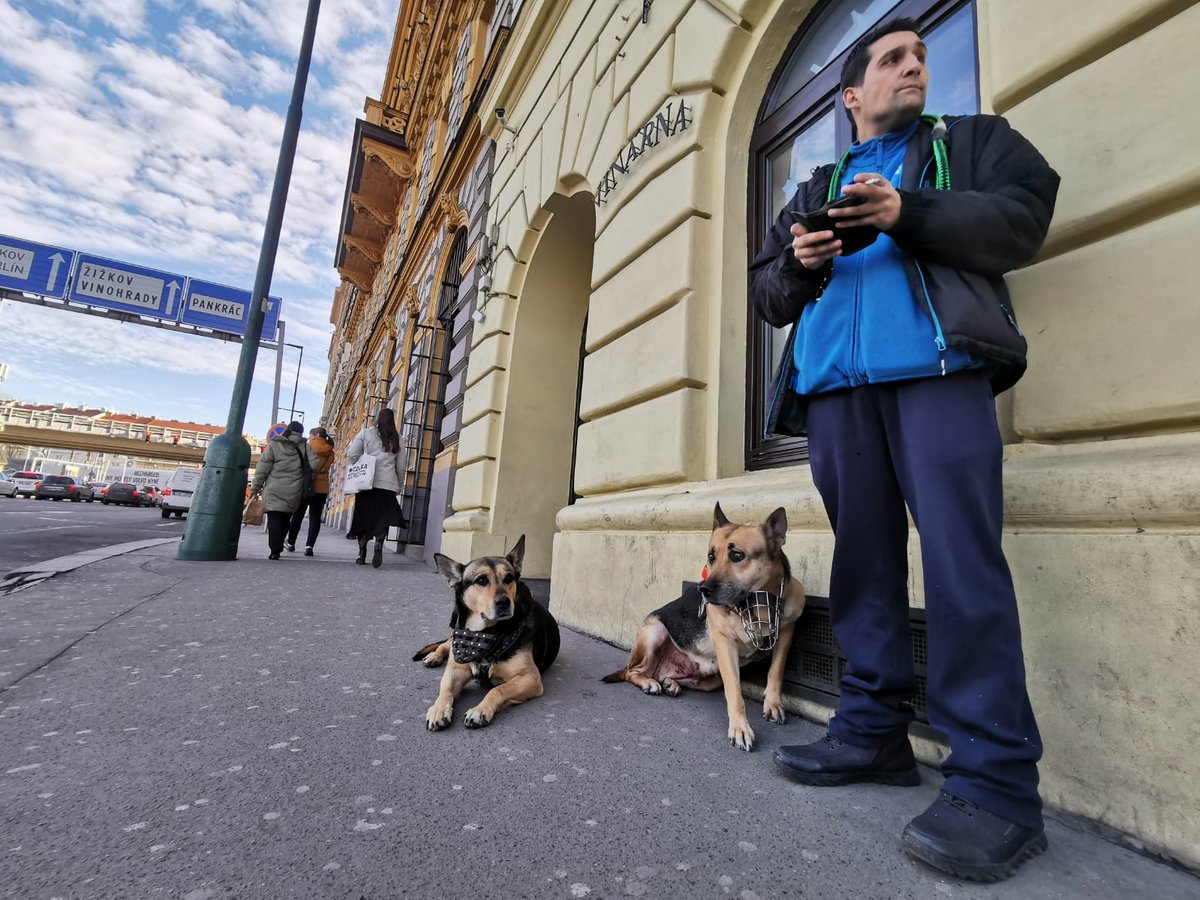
160, 467, 202, 518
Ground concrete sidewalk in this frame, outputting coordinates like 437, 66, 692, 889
0, 528, 1195, 899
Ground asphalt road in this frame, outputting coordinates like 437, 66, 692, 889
0, 496, 184, 573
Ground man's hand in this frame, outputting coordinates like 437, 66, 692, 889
790, 223, 841, 270
830, 172, 902, 231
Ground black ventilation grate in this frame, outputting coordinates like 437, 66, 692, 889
785, 595, 929, 723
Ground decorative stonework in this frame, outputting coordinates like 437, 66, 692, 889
352, 193, 396, 227
344, 235, 383, 265
438, 192, 468, 232
363, 139, 416, 180
402, 285, 420, 319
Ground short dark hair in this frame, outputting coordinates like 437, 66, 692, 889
839, 16, 922, 129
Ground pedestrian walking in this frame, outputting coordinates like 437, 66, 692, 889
748, 17, 1059, 883
345, 408, 407, 568
250, 421, 320, 560
286, 427, 334, 556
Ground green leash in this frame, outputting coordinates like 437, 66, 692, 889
826, 114, 950, 202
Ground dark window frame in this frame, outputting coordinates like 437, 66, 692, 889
745, 0, 978, 471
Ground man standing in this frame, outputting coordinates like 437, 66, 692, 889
749, 18, 1059, 882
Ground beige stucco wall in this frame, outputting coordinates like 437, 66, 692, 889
443, 0, 1200, 868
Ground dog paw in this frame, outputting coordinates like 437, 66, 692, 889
463, 707, 492, 729
662, 679, 682, 697
422, 654, 446, 668
728, 720, 757, 752
426, 703, 454, 731
640, 680, 662, 696
762, 698, 787, 724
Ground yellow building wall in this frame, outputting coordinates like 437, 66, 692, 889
443, 0, 1200, 867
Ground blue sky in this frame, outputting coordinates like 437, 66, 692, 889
0, 0, 398, 439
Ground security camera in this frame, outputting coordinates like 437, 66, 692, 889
494, 107, 506, 121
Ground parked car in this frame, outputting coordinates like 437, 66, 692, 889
140, 485, 160, 507
87, 482, 108, 499
0, 472, 17, 498
11, 471, 44, 497
161, 467, 202, 518
34, 475, 94, 502
102, 482, 144, 506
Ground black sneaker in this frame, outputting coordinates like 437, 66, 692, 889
773, 732, 920, 786
268, 552, 281, 560
284, 542, 296, 553
304, 547, 314, 557
902, 791, 1048, 882
372, 543, 383, 568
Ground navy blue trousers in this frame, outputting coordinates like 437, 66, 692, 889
807, 371, 1043, 829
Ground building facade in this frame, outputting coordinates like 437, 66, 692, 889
442, 0, 1198, 870
324, 1, 514, 560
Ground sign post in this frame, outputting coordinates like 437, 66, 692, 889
178, 0, 322, 561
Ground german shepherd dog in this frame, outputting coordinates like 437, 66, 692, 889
602, 504, 805, 751
414, 536, 560, 730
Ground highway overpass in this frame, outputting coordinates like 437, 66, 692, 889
0, 423, 262, 467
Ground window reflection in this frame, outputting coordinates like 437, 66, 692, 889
922, 5, 978, 115
767, 110, 836, 226
766, 0, 902, 117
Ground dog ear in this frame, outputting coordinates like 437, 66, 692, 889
764, 507, 789, 547
713, 502, 731, 529
433, 553, 464, 586
506, 535, 526, 575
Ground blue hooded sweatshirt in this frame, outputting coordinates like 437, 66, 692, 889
792, 121, 975, 395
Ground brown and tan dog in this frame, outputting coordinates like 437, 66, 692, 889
415, 537, 560, 731
602, 504, 805, 751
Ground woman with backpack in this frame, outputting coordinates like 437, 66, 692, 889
250, 421, 321, 560
345, 407, 408, 568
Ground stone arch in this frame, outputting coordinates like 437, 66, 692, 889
488, 190, 595, 578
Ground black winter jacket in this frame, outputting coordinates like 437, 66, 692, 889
749, 114, 1060, 436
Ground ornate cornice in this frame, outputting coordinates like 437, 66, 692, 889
351, 192, 395, 227
362, 138, 416, 180
344, 235, 383, 265
337, 266, 372, 294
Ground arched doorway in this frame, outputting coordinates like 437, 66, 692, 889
490, 191, 594, 578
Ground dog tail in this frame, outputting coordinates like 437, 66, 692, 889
600, 669, 627, 684
412, 640, 444, 662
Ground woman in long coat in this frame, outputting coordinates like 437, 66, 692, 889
250, 421, 320, 560
345, 407, 407, 567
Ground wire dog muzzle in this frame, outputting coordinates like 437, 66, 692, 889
736, 576, 786, 651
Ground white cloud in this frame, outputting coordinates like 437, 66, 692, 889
0, 0, 402, 427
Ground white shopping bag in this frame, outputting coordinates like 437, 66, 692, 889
343, 455, 376, 495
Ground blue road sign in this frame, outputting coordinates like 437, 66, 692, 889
67, 253, 186, 321
0, 234, 77, 300
180, 279, 283, 339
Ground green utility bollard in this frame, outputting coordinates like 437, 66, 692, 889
177, 433, 252, 560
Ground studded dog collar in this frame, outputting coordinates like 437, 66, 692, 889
450, 607, 530, 673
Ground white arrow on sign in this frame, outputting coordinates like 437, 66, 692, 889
46, 252, 65, 291
165, 280, 180, 315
